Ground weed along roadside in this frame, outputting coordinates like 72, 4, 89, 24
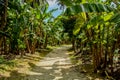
0, 46, 52, 79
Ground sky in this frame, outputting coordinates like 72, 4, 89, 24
47, 0, 63, 18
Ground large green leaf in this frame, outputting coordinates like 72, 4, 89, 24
64, 3, 114, 15
73, 13, 87, 35
109, 13, 120, 23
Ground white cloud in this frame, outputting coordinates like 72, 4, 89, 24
47, 0, 57, 6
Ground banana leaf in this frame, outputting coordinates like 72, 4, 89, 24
65, 3, 114, 15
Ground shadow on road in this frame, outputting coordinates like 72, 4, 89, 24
0, 45, 88, 80
0, 61, 87, 80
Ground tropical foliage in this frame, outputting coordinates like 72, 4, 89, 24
59, 0, 120, 79
0, 0, 120, 79
0, 0, 64, 55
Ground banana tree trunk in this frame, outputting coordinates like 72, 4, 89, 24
31, 39, 37, 54
0, 0, 8, 29
44, 34, 48, 49
71, 37, 76, 51
0, 0, 8, 55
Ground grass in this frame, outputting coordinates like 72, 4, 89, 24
0, 56, 17, 72
0, 47, 53, 77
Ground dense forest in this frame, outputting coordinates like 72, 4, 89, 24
0, 0, 120, 80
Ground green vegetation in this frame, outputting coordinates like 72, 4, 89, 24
0, 0, 120, 80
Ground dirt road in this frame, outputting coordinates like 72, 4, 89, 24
2, 45, 88, 80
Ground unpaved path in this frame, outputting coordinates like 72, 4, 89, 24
2, 45, 89, 80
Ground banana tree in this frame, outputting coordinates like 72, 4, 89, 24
0, 0, 8, 55
0, 0, 8, 29
6, 0, 28, 54
61, 0, 118, 76
47, 16, 64, 46
33, 4, 58, 49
